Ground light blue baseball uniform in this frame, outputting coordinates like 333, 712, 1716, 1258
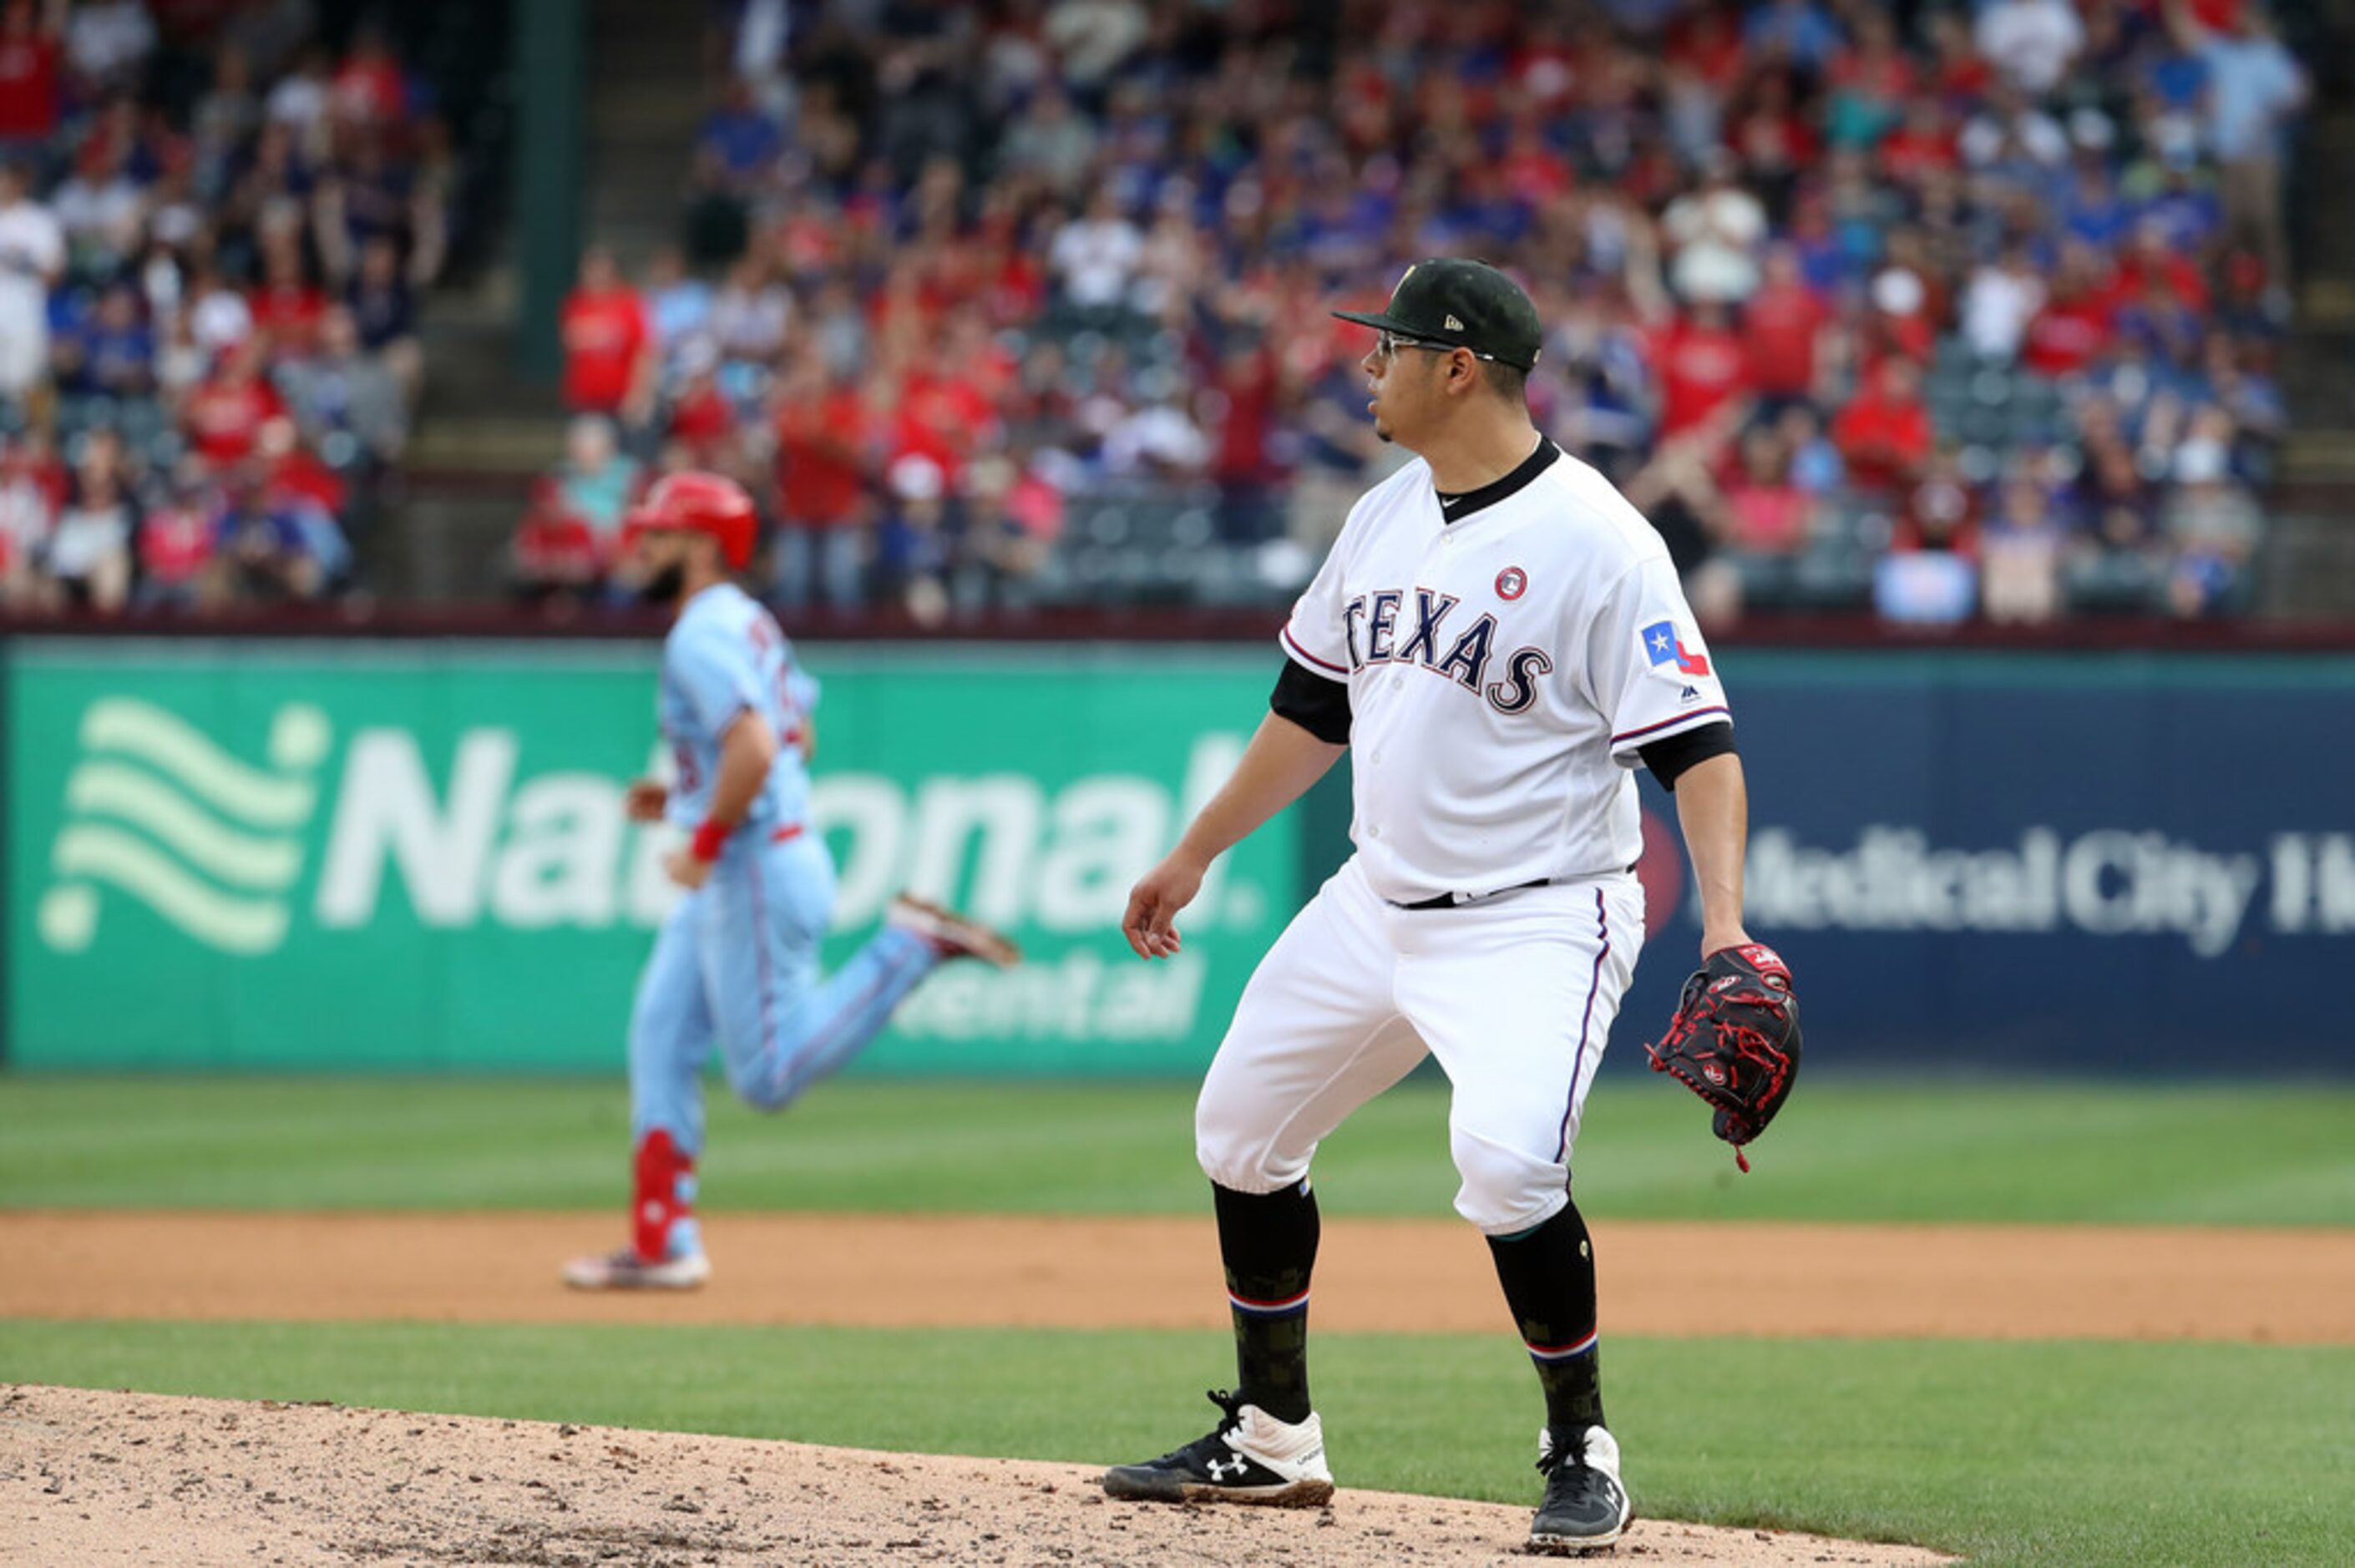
631, 581, 937, 1258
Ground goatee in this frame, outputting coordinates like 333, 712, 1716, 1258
640, 562, 686, 604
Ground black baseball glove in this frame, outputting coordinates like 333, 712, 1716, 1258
1645, 943, 1801, 1171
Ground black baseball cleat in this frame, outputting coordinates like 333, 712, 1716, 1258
1101, 1389, 1334, 1507
1529, 1424, 1633, 1555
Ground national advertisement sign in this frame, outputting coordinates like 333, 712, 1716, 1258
5, 642, 1292, 1073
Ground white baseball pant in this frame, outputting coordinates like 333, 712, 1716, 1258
1196, 856, 1644, 1235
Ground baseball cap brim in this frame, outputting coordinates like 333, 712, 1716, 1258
1330, 309, 1410, 333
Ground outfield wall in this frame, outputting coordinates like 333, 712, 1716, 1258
6, 639, 2349, 1075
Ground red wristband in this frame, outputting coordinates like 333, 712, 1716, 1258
690, 819, 732, 862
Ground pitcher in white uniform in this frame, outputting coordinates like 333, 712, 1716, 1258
1101, 260, 1760, 1556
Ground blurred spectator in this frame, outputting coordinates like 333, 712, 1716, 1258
276, 304, 407, 472
0, 1, 63, 154
770, 349, 869, 611
345, 233, 420, 404
1979, 476, 2065, 625
960, 451, 1063, 611
51, 138, 143, 276
641, 244, 712, 381
996, 81, 1096, 196
2162, 417, 2262, 615
1206, 342, 1281, 544
209, 460, 333, 604
50, 277, 154, 399
552, 413, 640, 546
1043, 0, 1148, 95
1976, 0, 2085, 97
560, 245, 655, 423
511, 475, 605, 607
2021, 245, 2115, 378
874, 452, 951, 625
1647, 297, 1752, 451
1692, 425, 1816, 625
184, 337, 284, 469
2165, 0, 2307, 300
1832, 358, 1933, 497
0, 155, 63, 399
63, 0, 154, 99
0, 426, 60, 604
136, 459, 219, 612
247, 226, 328, 362
706, 250, 790, 377
1661, 152, 1765, 305
43, 427, 137, 613
663, 341, 737, 468
1048, 187, 1141, 316
1744, 245, 1829, 409
1961, 244, 2044, 363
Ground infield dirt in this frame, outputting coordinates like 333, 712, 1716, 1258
10, 1213, 2345, 1565
5, 1211, 2351, 1341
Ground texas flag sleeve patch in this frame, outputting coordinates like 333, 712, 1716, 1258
1640, 620, 1711, 677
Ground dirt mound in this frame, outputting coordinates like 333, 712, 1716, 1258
3, 1385, 1951, 1566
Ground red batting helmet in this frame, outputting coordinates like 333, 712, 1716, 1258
633, 471, 757, 570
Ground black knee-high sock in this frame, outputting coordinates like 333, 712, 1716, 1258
1212, 1179, 1319, 1424
1487, 1198, 1605, 1439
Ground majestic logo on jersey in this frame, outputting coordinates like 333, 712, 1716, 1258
1496, 566, 1527, 601
1343, 588, 1552, 716
1642, 620, 1711, 678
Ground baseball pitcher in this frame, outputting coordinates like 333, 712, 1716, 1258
1102, 261, 1800, 1552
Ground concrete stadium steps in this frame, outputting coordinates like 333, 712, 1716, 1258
2260, 511, 2355, 620
587, 0, 711, 266
392, 271, 562, 601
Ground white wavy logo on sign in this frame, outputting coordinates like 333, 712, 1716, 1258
41, 699, 332, 956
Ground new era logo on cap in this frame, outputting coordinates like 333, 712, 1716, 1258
1445, 314, 1464, 331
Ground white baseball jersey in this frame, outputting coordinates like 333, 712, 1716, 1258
1278, 438, 1730, 906
1198, 435, 1731, 1234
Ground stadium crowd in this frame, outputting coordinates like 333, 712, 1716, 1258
524, 0, 2308, 627
0, 0, 443, 613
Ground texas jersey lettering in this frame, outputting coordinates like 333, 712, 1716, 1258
1281, 441, 1730, 907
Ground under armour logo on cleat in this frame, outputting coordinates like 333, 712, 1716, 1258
1208, 1456, 1251, 1482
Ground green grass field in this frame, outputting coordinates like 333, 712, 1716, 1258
6, 1075, 2354, 1224
6, 1075, 2354, 1567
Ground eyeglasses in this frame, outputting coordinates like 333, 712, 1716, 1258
1374, 331, 1501, 366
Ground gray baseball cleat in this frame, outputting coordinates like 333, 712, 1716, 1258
1102, 1389, 1334, 1506
1529, 1423, 1632, 1555
560, 1247, 712, 1290
887, 893, 1021, 967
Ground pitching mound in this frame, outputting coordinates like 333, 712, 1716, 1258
4, 1385, 1951, 1566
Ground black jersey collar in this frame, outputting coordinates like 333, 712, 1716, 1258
1432, 436, 1558, 524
